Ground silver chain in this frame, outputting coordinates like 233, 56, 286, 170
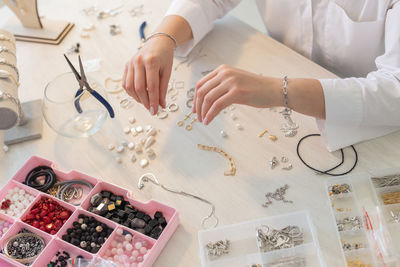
138, 173, 219, 229
280, 76, 298, 137
0, 46, 16, 58
256, 225, 303, 252
371, 174, 400, 188
0, 90, 24, 125
0, 58, 19, 81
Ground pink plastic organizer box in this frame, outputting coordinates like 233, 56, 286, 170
0, 156, 179, 267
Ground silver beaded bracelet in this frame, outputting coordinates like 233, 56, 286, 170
0, 90, 24, 125
146, 32, 177, 50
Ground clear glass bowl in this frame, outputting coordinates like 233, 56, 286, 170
42, 72, 108, 138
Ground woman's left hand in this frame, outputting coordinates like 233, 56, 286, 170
193, 64, 282, 125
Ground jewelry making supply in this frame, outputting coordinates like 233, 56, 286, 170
129, 4, 145, 17
197, 144, 236, 176
187, 88, 195, 98
140, 159, 149, 168
62, 214, 112, 253
2, 144, 9, 152
280, 76, 299, 137
139, 173, 218, 228
336, 216, 362, 231
256, 225, 303, 252
167, 103, 179, 112
0, 46, 16, 58
24, 166, 57, 192
110, 24, 122, 35
329, 183, 352, 196
135, 143, 143, 154
120, 98, 133, 109
262, 184, 293, 208
177, 111, 193, 127
186, 98, 193, 108
116, 145, 125, 153
97, 5, 123, 19
82, 23, 95, 31
136, 125, 143, 133
342, 241, 363, 251
104, 76, 123, 94
144, 136, 155, 149
269, 156, 279, 169
108, 144, 115, 151
123, 126, 131, 134
103, 229, 151, 265
0, 70, 19, 86
281, 156, 289, 163
371, 174, 400, 188
185, 118, 198, 131
53, 180, 94, 204
268, 134, 278, 141
128, 117, 136, 124
258, 130, 268, 137
128, 142, 135, 150
157, 109, 168, 119
130, 154, 137, 163
66, 42, 80, 54
381, 191, 400, 205
220, 130, 228, 138
235, 123, 244, 130
205, 240, 230, 259
88, 191, 167, 239
346, 259, 372, 267
297, 134, 358, 176
5, 232, 45, 264
146, 148, 156, 160
0, 58, 19, 80
146, 127, 157, 137
268, 256, 306, 267
22, 197, 72, 234
80, 31, 90, 38
390, 210, 400, 223
82, 5, 98, 16
48, 250, 75, 267
282, 164, 293, 170
116, 156, 123, 164
0, 187, 34, 217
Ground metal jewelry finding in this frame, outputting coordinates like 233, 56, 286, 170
205, 240, 230, 259
197, 144, 236, 176
157, 109, 168, 119
280, 76, 299, 137
371, 174, 400, 188
268, 256, 306, 267
177, 112, 192, 127
336, 216, 362, 231
256, 225, 303, 252
167, 103, 179, 112
187, 88, 195, 98
138, 173, 219, 229
120, 98, 133, 109
0, 58, 19, 80
186, 98, 193, 109
262, 184, 293, 208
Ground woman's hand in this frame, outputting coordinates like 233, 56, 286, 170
193, 64, 282, 125
122, 36, 175, 115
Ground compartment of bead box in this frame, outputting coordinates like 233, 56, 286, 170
0, 156, 179, 267
198, 210, 324, 267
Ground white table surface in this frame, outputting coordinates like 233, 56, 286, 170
1, 0, 400, 266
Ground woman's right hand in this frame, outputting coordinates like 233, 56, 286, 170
122, 36, 175, 115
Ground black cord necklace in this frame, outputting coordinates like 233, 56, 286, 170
296, 134, 358, 176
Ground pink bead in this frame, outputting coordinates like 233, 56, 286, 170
126, 243, 133, 251
129, 255, 137, 262
134, 242, 142, 250
111, 248, 117, 255
111, 240, 118, 248
137, 256, 143, 262
113, 255, 119, 261
117, 248, 124, 255
140, 247, 147, 254
123, 241, 129, 247
131, 264, 138, 267
117, 243, 123, 249
125, 234, 133, 242
105, 250, 112, 257
120, 255, 128, 262
132, 250, 139, 257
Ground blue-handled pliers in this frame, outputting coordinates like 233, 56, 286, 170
64, 54, 115, 118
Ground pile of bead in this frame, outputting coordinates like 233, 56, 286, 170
336, 216, 362, 232
346, 259, 372, 267
0, 219, 11, 238
102, 228, 151, 266
47, 250, 72, 267
61, 214, 113, 253
22, 197, 72, 234
256, 225, 303, 252
4, 229, 45, 265
0, 186, 35, 217
328, 183, 351, 196
88, 190, 167, 239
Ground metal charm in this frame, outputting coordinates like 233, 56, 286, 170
205, 240, 230, 259
262, 184, 293, 208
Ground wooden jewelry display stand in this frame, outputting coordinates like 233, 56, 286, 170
0, 30, 42, 145
2, 0, 73, 45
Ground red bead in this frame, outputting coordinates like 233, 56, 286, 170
60, 211, 70, 220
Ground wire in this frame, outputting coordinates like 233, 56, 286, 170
24, 166, 57, 192
296, 134, 358, 176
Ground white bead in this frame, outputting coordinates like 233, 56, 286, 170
139, 159, 149, 168
116, 146, 125, 153
120, 140, 129, 147
116, 228, 123, 235
82, 23, 95, 31
2, 145, 9, 152
18, 189, 25, 195
128, 142, 135, 150
134, 242, 142, 249
236, 123, 243, 130
130, 154, 137, 163
220, 130, 228, 138
144, 136, 155, 149
80, 31, 90, 38
125, 234, 132, 242
146, 127, 157, 137
123, 127, 131, 134
230, 113, 237, 120
135, 143, 143, 154
131, 128, 138, 136
108, 144, 115, 151
128, 117, 136, 124
116, 157, 123, 164
145, 125, 152, 131
135, 126, 143, 133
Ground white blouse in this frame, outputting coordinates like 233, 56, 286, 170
166, 0, 400, 152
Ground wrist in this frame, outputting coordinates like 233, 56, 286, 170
268, 77, 284, 107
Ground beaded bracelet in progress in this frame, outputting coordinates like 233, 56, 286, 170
197, 144, 236, 176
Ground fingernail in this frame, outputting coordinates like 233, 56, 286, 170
203, 117, 208, 125
150, 106, 155, 116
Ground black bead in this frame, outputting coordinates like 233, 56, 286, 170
159, 217, 167, 227
144, 225, 152, 234
98, 237, 104, 244
73, 222, 79, 227
136, 211, 145, 219
154, 211, 163, 219
91, 247, 99, 253
67, 228, 73, 234
148, 219, 159, 229
71, 238, 80, 246
101, 191, 111, 198
110, 195, 117, 202
143, 215, 151, 223
89, 216, 95, 222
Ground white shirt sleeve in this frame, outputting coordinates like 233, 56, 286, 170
316, 2, 400, 152
165, 0, 242, 57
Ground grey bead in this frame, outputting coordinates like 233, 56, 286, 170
131, 218, 146, 228
91, 193, 102, 206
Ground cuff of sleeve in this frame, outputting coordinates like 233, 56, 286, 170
165, 0, 214, 57
316, 78, 363, 151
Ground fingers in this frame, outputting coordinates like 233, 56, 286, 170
134, 58, 150, 109
145, 60, 160, 115
159, 66, 171, 109
124, 62, 140, 102
203, 92, 235, 125
193, 69, 218, 113
201, 83, 229, 120
122, 63, 128, 90
194, 76, 221, 122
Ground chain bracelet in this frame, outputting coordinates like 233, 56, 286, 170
0, 90, 24, 125
0, 58, 19, 81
